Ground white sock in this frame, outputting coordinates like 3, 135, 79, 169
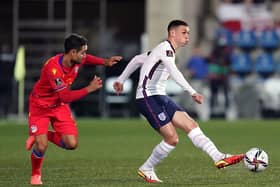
140, 140, 175, 171
188, 127, 224, 162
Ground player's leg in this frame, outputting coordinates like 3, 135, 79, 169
172, 111, 224, 161
139, 123, 177, 171
28, 108, 50, 185
138, 124, 176, 183
136, 96, 177, 183
26, 130, 71, 150
51, 104, 79, 150
47, 131, 78, 149
172, 111, 244, 168
30, 134, 48, 185
26, 135, 35, 150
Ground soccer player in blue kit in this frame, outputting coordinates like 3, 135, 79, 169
113, 20, 244, 183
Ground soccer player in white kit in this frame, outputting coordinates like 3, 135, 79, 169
114, 20, 244, 183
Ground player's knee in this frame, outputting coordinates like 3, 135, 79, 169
166, 136, 179, 146
65, 140, 78, 150
36, 143, 48, 153
171, 137, 179, 146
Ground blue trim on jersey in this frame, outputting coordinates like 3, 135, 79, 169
148, 61, 161, 79
166, 40, 176, 53
142, 61, 161, 97
142, 76, 148, 97
59, 54, 63, 65
58, 55, 67, 74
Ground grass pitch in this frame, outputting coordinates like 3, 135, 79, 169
0, 118, 279, 187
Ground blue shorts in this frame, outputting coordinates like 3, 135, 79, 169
136, 95, 184, 130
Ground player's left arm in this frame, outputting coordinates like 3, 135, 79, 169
162, 52, 196, 95
57, 76, 102, 103
163, 58, 203, 104
84, 54, 122, 67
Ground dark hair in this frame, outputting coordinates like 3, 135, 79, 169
64, 33, 88, 53
167, 20, 188, 32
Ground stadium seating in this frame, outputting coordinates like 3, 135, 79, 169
214, 27, 233, 46
233, 30, 257, 49
255, 52, 275, 75
230, 52, 252, 76
258, 29, 279, 50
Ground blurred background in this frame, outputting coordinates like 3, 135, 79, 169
1, 0, 280, 120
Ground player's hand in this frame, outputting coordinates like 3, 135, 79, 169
192, 93, 203, 104
113, 81, 123, 95
104, 56, 123, 67
86, 75, 103, 93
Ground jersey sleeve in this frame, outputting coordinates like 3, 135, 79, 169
83, 54, 105, 65
161, 50, 197, 95
117, 53, 146, 83
57, 87, 88, 103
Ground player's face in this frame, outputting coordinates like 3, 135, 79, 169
71, 45, 88, 64
174, 25, 190, 47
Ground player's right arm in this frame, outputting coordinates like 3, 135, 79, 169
113, 52, 147, 94
45, 65, 102, 103
57, 76, 102, 103
117, 52, 147, 83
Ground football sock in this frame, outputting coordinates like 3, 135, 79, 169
47, 131, 66, 149
188, 127, 224, 162
31, 148, 45, 176
140, 140, 175, 171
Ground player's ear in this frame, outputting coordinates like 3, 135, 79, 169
170, 29, 176, 37
70, 49, 77, 56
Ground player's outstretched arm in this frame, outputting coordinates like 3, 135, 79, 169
104, 56, 123, 67
84, 55, 122, 66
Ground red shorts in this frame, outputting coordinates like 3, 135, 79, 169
28, 103, 78, 136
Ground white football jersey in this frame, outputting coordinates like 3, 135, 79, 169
136, 40, 196, 99
116, 41, 197, 99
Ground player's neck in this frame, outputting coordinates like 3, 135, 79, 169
62, 54, 74, 68
167, 38, 178, 51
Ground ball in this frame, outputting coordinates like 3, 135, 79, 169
244, 147, 268, 172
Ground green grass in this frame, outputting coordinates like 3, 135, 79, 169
0, 118, 279, 186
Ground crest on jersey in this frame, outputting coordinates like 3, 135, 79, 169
54, 78, 62, 86
52, 68, 57, 75
30, 124, 38, 133
158, 112, 167, 121
166, 50, 173, 57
